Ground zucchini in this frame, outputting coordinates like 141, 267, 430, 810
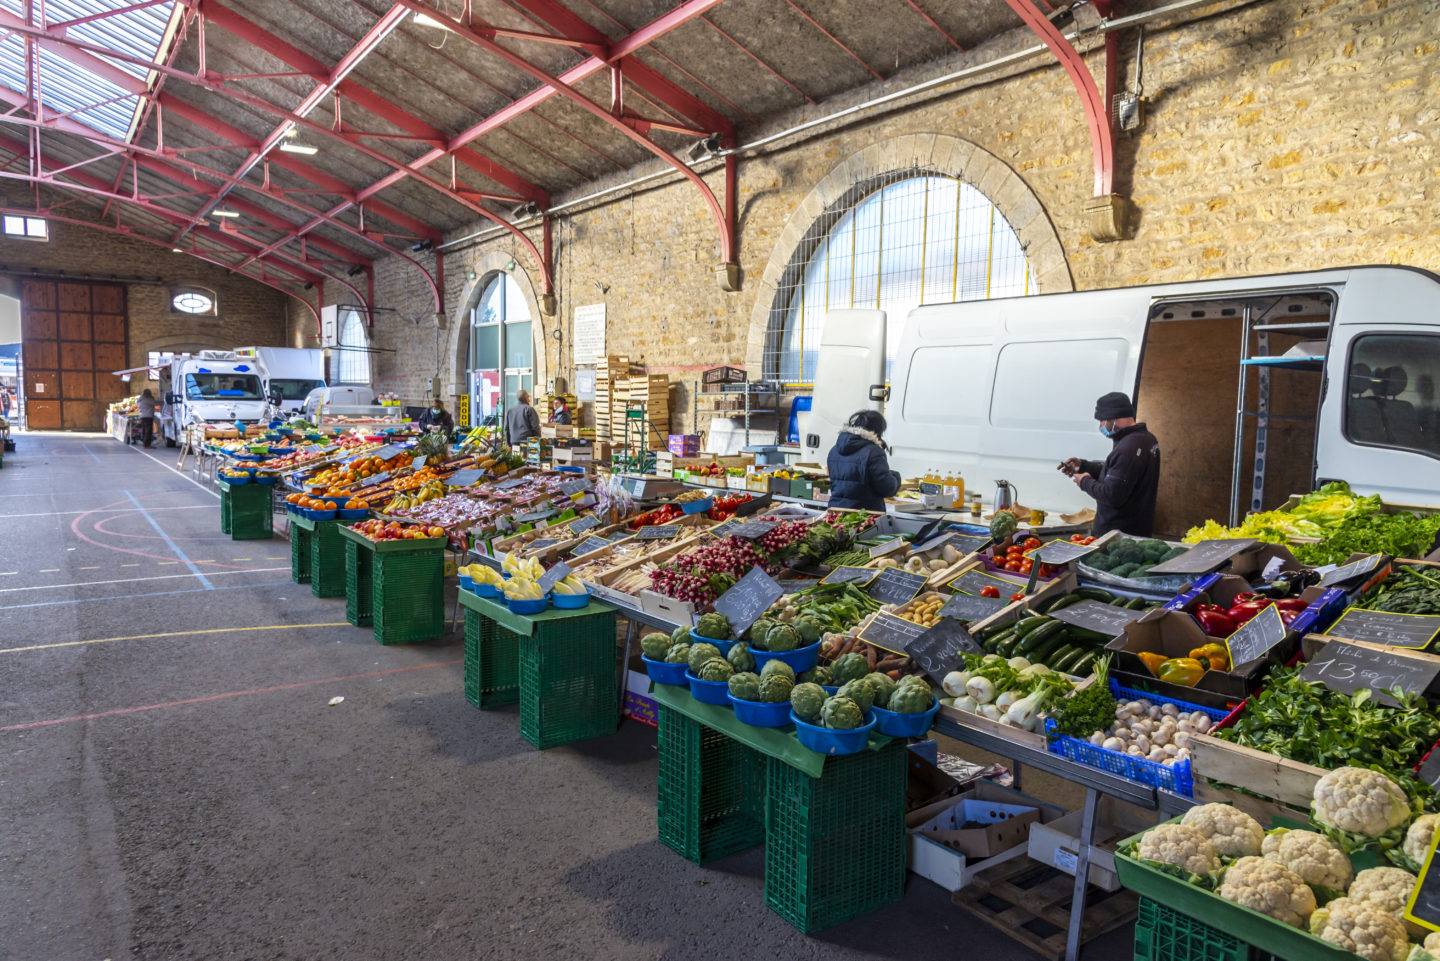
1016, 620, 1066, 655
983, 628, 1016, 654
975, 621, 1012, 641
1073, 587, 1116, 602
1069, 651, 1100, 676
1125, 596, 1149, 610
1046, 594, 1082, 612
1050, 646, 1086, 674
1066, 626, 1114, 645
1043, 643, 1080, 670
995, 633, 1024, 658
1012, 615, 1054, 638
1027, 629, 1072, 663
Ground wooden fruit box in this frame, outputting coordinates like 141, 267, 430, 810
1187, 731, 1325, 808
936, 702, 1048, 752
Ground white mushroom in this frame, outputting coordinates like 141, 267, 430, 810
1126, 700, 1145, 713
1090, 731, 1107, 746
1173, 732, 1193, 750
1127, 745, 1145, 757
1176, 719, 1196, 734
1133, 734, 1152, 754
1161, 702, 1179, 717
1147, 705, 1163, 720
1102, 737, 1125, 751
1163, 744, 1180, 758
1147, 747, 1167, 762
1193, 715, 1213, 734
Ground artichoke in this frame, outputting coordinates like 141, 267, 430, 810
790, 682, 827, 722
766, 623, 802, 653
887, 684, 934, 714
747, 617, 777, 649
696, 612, 733, 640
727, 644, 756, 673
641, 632, 672, 660
864, 672, 898, 708
759, 659, 795, 682
697, 657, 734, 683
670, 625, 691, 645
688, 642, 722, 674
836, 678, 876, 712
664, 642, 691, 664
829, 652, 869, 684
798, 664, 832, 686
758, 674, 794, 703
821, 695, 865, 730
794, 616, 823, 644
728, 672, 762, 701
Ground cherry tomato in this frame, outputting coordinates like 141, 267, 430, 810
1023, 537, 1042, 551
979, 586, 1001, 598
1021, 561, 1033, 573
1010, 592, 1027, 602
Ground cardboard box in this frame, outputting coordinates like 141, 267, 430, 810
906, 782, 1065, 892
907, 751, 965, 814
1106, 606, 1281, 708
912, 797, 1040, 860
1026, 797, 1160, 892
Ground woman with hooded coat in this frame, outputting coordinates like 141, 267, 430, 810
826, 410, 902, 511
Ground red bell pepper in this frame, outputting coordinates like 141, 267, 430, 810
1192, 606, 1237, 638
1278, 608, 1302, 626
1226, 598, 1275, 625
1273, 598, 1310, 612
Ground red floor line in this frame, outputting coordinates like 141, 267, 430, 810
0, 659, 463, 732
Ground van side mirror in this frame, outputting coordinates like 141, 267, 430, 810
165, 391, 175, 405
868, 384, 889, 402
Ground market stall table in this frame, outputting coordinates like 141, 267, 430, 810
458, 589, 619, 750
338, 525, 446, 643
649, 684, 907, 934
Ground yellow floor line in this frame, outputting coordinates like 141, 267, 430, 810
1, 622, 351, 655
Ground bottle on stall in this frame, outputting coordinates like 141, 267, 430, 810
970, 492, 982, 517
946, 471, 964, 508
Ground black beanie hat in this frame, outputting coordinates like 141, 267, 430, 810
1094, 391, 1135, 420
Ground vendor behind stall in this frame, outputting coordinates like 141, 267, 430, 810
1062, 391, 1161, 537
549, 396, 572, 425
826, 410, 902, 512
418, 398, 455, 435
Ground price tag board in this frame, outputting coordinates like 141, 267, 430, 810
411, 456, 427, 469
864, 568, 928, 606
527, 538, 559, 552
1406, 827, 1440, 931
1025, 538, 1102, 566
710, 519, 743, 538
515, 509, 557, 524
538, 560, 572, 594
909, 619, 984, 684
1318, 554, 1386, 589
858, 612, 930, 655
631, 479, 647, 498
603, 531, 628, 542
869, 538, 909, 559
495, 476, 529, 491
571, 536, 613, 557
1327, 607, 1440, 650
1224, 604, 1289, 667
368, 444, 400, 460
938, 592, 1010, 623
1303, 639, 1440, 706
565, 515, 600, 536
712, 567, 784, 636
820, 566, 878, 587
918, 482, 942, 495
1147, 538, 1259, 575
636, 525, 681, 540
1418, 749, 1440, 792
559, 478, 591, 497
913, 532, 990, 556
728, 521, 778, 540
1049, 600, 1144, 637
733, 493, 773, 517
946, 567, 1022, 597
446, 469, 484, 487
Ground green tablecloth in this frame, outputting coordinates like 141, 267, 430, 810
457, 588, 615, 637
650, 683, 892, 779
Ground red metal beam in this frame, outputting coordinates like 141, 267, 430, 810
700, 15, 813, 105
780, 0, 882, 81
900, 0, 963, 51
1001, 0, 1114, 196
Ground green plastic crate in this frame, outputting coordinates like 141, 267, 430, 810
516, 606, 617, 749
344, 539, 373, 627
371, 548, 445, 644
656, 706, 766, 865
228, 484, 273, 540
220, 490, 231, 534
764, 741, 907, 933
1135, 898, 1255, 961
463, 608, 519, 709
310, 521, 346, 598
289, 526, 311, 584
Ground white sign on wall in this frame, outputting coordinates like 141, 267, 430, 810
573, 303, 606, 367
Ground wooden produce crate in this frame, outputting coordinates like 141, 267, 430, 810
888, 592, 950, 630
1187, 731, 1325, 809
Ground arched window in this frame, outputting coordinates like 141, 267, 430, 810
333, 307, 370, 385
769, 174, 1034, 383
171, 287, 216, 315
468, 273, 532, 423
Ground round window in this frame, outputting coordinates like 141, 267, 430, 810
172, 290, 214, 314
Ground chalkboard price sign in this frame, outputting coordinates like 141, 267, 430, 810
938, 591, 1010, 623
1318, 554, 1385, 589
538, 560, 572, 594
1417, 748, 1440, 792
821, 566, 878, 587
636, 525, 681, 540
733, 493, 772, 517
712, 567, 784, 636
515, 508, 557, 523
710, 519, 742, 538
446, 469, 484, 487
1301, 639, 1440, 705
527, 538, 559, 551
946, 567, 1023, 597
864, 568, 928, 605
1327, 607, 1440, 650
1049, 600, 1144, 637
1406, 826, 1440, 932
1147, 538, 1259, 575
869, 538, 910, 559
571, 536, 612, 557
566, 515, 600, 536
368, 444, 400, 461
728, 521, 778, 540
495, 476, 529, 491
914, 532, 991, 557
559, 478, 591, 497
1224, 603, 1288, 667
858, 612, 930, 655
919, 482, 942, 495
909, 618, 983, 684
1026, 538, 1102, 566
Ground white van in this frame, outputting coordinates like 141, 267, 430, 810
236, 346, 325, 416
158, 351, 271, 445
301, 383, 375, 422
803, 266, 1440, 533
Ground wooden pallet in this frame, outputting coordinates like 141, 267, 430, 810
951, 859, 1136, 961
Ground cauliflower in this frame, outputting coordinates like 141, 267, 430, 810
1405, 813, 1440, 865
1313, 767, 1412, 837
1347, 866, 1419, 918
1181, 803, 1264, 858
1308, 897, 1409, 961
1427, 931, 1440, 953
1138, 823, 1221, 876
1217, 856, 1316, 928
1260, 828, 1353, 891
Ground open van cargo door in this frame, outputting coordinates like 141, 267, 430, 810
800, 309, 887, 463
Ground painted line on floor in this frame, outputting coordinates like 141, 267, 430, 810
79, 444, 104, 465
0, 659, 462, 732
0, 621, 351, 655
0, 505, 211, 519
128, 446, 221, 500
124, 491, 213, 589
0, 580, 290, 610
0, 567, 288, 594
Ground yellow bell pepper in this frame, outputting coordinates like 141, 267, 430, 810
1137, 651, 1167, 677
1157, 657, 1206, 687
1189, 643, 1230, 672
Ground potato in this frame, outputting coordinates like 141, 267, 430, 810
929, 558, 949, 571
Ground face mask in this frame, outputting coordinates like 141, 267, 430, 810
430, 408, 441, 415
1099, 423, 1116, 438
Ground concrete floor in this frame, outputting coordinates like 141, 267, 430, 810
1, 432, 1134, 961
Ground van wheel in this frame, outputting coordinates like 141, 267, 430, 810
165, 437, 177, 448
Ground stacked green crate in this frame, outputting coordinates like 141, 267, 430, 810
289, 525, 311, 584
1134, 898, 1255, 961
309, 520, 346, 598
764, 741, 907, 933
220, 486, 232, 534
372, 549, 445, 643
517, 606, 617, 749
228, 483, 272, 540
656, 706, 766, 865
463, 608, 519, 708
344, 538, 373, 627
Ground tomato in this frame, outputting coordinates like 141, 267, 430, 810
1023, 537, 1042, 551
1020, 561, 1033, 573
979, 586, 1001, 598
1010, 592, 1027, 602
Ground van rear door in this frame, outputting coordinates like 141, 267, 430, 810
800, 309, 886, 462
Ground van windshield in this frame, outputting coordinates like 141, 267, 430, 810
269, 378, 324, 400
185, 373, 262, 400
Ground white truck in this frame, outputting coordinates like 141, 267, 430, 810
158, 350, 271, 446
801, 265, 1440, 531
236, 346, 325, 416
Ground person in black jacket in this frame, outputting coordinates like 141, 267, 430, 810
417, 398, 455, 435
826, 410, 902, 512
1062, 392, 1161, 536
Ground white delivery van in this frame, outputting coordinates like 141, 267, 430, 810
802, 266, 1440, 533
236, 347, 325, 415
301, 383, 376, 423
157, 351, 270, 445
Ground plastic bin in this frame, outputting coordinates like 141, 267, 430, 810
686, 671, 733, 707
656, 706, 766, 864
463, 607, 519, 709
644, 656, 690, 686
551, 590, 591, 609
372, 548, 446, 644
749, 640, 820, 674
506, 595, 550, 615
791, 711, 876, 756
727, 694, 792, 727
688, 632, 737, 656
1133, 897, 1255, 961
870, 697, 939, 737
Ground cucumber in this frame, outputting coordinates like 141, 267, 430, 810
1045, 644, 1081, 671
1073, 587, 1116, 602
1027, 628, 1072, 663
983, 628, 1016, 654
1016, 620, 1066, 655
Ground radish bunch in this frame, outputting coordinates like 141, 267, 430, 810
649, 538, 776, 606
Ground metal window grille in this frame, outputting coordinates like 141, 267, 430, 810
335, 307, 371, 384
764, 168, 1035, 385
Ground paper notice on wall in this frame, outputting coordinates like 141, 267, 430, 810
573, 304, 606, 367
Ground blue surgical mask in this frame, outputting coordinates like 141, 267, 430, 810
431, 408, 441, 415
1099, 423, 1116, 438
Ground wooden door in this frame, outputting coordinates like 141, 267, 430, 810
20, 279, 127, 430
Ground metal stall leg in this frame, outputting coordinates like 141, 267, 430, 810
1064, 787, 1100, 961
619, 619, 638, 722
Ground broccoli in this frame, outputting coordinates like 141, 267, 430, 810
1112, 563, 1139, 578
1131, 565, 1153, 577
1087, 552, 1116, 572
1161, 546, 1188, 561
1139, 539, 1169, 560
1109, 541, 1144, 566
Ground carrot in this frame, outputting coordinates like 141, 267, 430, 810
865, 645, 877, 671
875, 655, 905, 670
885, 669, 902, 680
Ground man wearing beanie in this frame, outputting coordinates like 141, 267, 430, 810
1061, 392, 1161, 536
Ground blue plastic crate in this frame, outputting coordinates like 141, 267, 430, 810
1045, 681, 1230, 796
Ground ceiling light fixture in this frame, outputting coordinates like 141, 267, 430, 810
212, 209, 240, 218
411, 239, 434, 252
685, 133, 723, 163
412, 12, 452, 30
510, 201, 538, 220
279, 141, 318, 155
171, 247, 183, 253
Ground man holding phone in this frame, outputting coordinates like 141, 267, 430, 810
1060, 391, 1161, 536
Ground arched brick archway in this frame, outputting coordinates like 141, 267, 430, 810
441, 251, 549, 415
744, 135, 1072, 375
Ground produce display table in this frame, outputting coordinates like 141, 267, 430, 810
457, 590, 619, 750
220, 483, 273, 540
649, 685, 906, 934
291, 514, 346, 597
338, 525, 445, 643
